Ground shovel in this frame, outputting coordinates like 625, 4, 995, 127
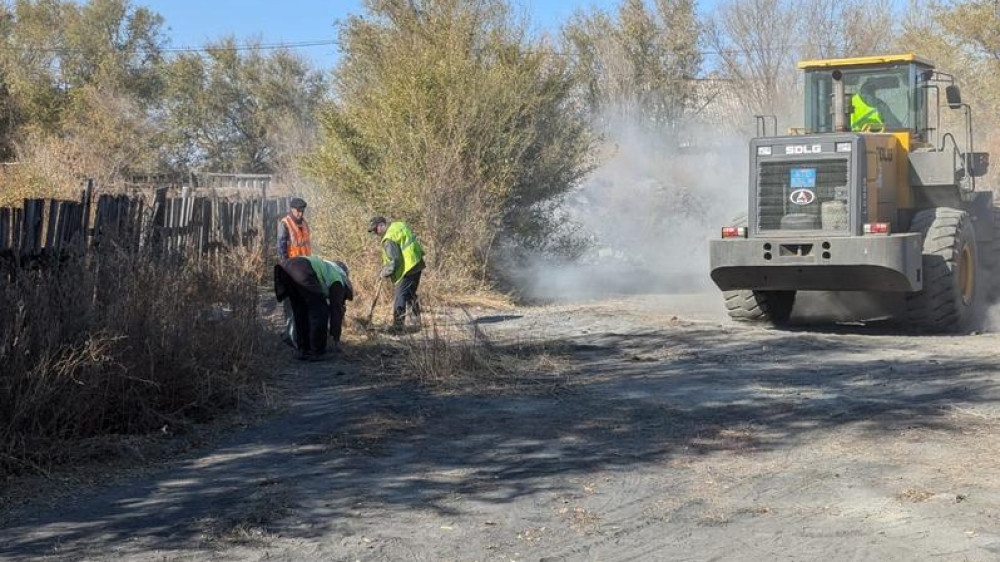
358, 274, 384, 330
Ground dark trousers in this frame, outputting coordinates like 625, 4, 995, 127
288, 283, 329, 355
328, 282, 347, 343
393, 270, 422, 326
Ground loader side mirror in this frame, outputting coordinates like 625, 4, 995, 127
965, 152, 990, 178
946, 85, 962, 109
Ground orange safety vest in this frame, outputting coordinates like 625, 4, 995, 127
282, 215, 311, 258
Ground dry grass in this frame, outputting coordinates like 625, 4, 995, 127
315, 412, 423, 457
341, 294, 568, 396
0, 242, 272, 478
198, 476, 288, 547
558, 505, 602, 533
898, 487, 935, 503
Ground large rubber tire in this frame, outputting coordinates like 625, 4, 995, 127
724, 289, 796, 324
904, 207, 983, 332
986, 206, 1000, 302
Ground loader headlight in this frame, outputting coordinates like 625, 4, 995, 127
835, 142, 852, 153
757, 146, 772, 156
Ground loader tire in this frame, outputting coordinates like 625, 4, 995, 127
723, 290, 795, 325
904, 207, 983, 332
986, 206, 1000, 302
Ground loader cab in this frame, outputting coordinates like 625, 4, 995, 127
801, 54, 933, 142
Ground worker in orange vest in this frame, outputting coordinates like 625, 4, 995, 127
278, 197, 312, 347
278, 197, 311, 262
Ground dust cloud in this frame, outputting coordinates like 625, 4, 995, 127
983, 300, 1000, 332
517, 121, 749, 301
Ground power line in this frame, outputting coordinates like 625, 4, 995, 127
0, 39, 337, 55
162, 40, 337, 53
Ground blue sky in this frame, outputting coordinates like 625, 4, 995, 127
135, 0, 717, 69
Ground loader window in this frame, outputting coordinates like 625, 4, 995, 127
805, 63, 928, 137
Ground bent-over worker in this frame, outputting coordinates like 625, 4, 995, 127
274, 256, 353, 360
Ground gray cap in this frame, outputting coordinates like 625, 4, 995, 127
289, 197, 307, 210
367, 216, 387, 233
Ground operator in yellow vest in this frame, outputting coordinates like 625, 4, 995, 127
368, 216, 425, 329
850, 93, 883, 131
851, 79, 900, 131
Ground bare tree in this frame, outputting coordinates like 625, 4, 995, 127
705, 0, 800, 129
706, 0, 902, 133
799, 0, 897, 60
562, 0, 702, 135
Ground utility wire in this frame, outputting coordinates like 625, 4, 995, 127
162, 39, 337, 53
0, 39, 337, 55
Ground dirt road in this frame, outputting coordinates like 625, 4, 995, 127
5, 293, 1000, 561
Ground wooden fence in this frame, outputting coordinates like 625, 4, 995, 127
0, 183, 290, 261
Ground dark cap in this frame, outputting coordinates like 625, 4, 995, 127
289, 197, 307, 210
367, 216, 387, 233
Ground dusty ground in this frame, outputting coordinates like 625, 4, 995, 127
4, 293, 1000, 561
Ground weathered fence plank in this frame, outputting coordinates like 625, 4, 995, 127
0, 207, 10, 251
0, 184, 284, 263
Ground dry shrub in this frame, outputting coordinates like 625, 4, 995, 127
0, 141, 79, 207
308, 0, 593, 290
0, 244, 269, 477
0, 83, 159, 208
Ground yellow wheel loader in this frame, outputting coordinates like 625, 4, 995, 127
710, 54, 994, 332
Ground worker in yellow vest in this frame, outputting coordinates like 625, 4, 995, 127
850, 78, 901, 131
368, 216, 425, 330
850, 92, 883, 131
278, 197, 311, 262
274, 256, 353, 361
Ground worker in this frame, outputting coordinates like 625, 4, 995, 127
277, 197, 311, 262
274, 256, 353, 360
851, 79, 901, 131
277, 197, 312, 347
368, 216, 425, 330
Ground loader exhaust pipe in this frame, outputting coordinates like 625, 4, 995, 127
832, 70, 850, 132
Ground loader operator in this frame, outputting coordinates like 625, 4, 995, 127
851, 78, 901, 131
274, 256, 353, 361
368, 216, 425, 330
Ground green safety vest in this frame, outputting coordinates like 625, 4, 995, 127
303, 256, 344, 297
381, 221, 424, 284
851, 93, 883, 131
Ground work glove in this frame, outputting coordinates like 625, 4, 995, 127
380, 264, 395, 279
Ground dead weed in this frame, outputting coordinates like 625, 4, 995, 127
198, 477, 288, 547
315, 412, 423, 456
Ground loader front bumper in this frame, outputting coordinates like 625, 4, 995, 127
709, 233, 924, 292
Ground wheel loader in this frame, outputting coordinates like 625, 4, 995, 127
709, 54, 996, 332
